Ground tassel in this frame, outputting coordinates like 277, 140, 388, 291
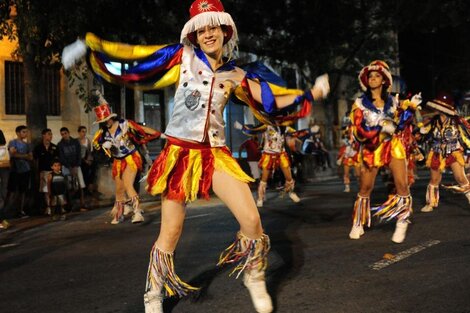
284, 180, 295, 193
426, 184, 439, 207
131, 195, 140, 212
61, 39, 87, 69
258, 181, 267, 201
146, 244, 199, 298
110, 200, 124, 221
352, 195, 370, 227
372, 194, 412, 222
218, 232, 270, 279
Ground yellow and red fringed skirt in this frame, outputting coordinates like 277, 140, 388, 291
342, 154, 360, 167
361, 136, 406, 168
112, 150, 143, 179
146, 137, 254, 203
258, 151, 291, 171
425, 150, 465, 172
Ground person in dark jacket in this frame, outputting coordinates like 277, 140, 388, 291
57, 127, 86, 211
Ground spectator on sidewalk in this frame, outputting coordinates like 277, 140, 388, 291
303, 132, 331, 170
0, 129, 10, 228
47, 159, 68, 221
33, 128, 59, 215
57, 127, 87, 212
77, 126, 96, 196
6, 125, 33, 218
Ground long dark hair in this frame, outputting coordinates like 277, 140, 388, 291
364, 86, 389, 103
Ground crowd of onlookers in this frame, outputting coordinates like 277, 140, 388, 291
0, 125, 101, 228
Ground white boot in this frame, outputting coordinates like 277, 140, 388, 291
465, 192, 470, 204
349, 225, 364, 240
132, 210, 145, 223
256, 199, 263, 207
288, 191, 301, 203
344, 184, 350, 193
123, 202, 133, 216
392, 220, 409, 243
143, 290, 163, 313
420, 204, 434, 213
244, 270, 273, 313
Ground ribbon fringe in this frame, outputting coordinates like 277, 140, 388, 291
110, 200, 124, 220
426, 184, 439, 207
146, 244, 199, 298
352, 195, 371, 227
217, 232, 270, 279
372, 194, 412, 222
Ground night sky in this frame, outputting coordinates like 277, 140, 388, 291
399, 23, 470, 104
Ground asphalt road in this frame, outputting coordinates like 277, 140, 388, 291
1, 171, 469, 313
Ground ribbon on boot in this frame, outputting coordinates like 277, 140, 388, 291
258, 181, 267, 201
284, 179, 295, 193
372, 194, 413, 222
352, 195, 371, 227
217, 232, 271, 279
426, 184, 439, 207
146, 244, 199, 298
110, 200, 125, 221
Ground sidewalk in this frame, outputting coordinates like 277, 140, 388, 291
0, 171, 338, 240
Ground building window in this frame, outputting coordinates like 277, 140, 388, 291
4, 61, 24, 114
4, 61, 61, 115
43, 66, 61, 116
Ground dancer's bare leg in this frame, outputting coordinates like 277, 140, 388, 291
212, 170, 263, 238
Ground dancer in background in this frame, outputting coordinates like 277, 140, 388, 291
419, 92, 470, 212
92, 94, 161, 224
337, 123, 361, 192
62, 0, 329, 311
242, 124, 302, 207
348, 60, 422, 243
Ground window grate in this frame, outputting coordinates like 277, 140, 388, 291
5, 61, 25, 114
4, 61, 61, 116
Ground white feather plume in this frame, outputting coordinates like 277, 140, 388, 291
94, 90, 108, 104
61, 39, 87, 69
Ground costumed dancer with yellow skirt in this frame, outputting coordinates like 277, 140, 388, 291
419, 93, 470, 213
92, 93, 161, 224
349, 60, 422, 243
62, 1, 329, 312
237, 123, 303, 207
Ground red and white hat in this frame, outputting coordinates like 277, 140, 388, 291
426, 92, 457, 116
93, 93, 117, 124
358, 60, 393, 92
180, 0, 238, 54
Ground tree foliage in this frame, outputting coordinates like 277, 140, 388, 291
0, 0, 469, 140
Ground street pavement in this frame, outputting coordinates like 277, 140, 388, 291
0, 169, 469, 313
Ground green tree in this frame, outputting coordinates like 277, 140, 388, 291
0, 0, 184, 142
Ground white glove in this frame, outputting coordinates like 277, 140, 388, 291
234, 121, 243, 130
310, 125, 320, 133
336, 158, 343, 166
313, 74, 330, 98
380, 118, 397, 135
102, 141, 112, 149
410, 92, 422, 108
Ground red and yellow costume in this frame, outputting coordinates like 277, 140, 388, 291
93, 119, 160, 179
349, 61, 421, 236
